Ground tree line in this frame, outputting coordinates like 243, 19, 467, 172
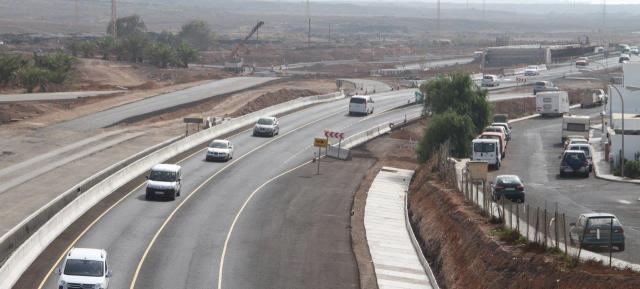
0, 53, 75, 92
69, 15, 213, 68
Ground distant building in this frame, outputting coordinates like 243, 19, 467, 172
606, 62, 640, 167
483, 44, 595, 68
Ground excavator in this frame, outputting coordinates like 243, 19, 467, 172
224, 21, 264, 73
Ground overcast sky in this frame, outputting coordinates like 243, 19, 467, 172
308, 0, 635, 4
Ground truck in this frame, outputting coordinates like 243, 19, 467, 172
562, 115, 590, 142
580, 89, 604, 108
536, 91, 569, 117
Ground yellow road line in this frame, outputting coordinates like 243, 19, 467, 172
128, 110, 342, 289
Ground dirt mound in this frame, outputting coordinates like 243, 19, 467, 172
408, 169, 640, 289
230, 88, 319, 117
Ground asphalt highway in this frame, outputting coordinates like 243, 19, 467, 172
52, 77, 278, 131
35, 89, 421, 289
490, 106, 640, 264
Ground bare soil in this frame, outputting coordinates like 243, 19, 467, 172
492, 98, 536, 120
408, 166, 640, 289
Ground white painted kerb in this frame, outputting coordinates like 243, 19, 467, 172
364, 167, 434, 289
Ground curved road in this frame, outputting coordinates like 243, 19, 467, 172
30, 89, 420, 289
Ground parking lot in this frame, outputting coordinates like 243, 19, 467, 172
488, 106, 640, 263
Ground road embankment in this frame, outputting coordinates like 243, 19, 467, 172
408, 166, 640, 289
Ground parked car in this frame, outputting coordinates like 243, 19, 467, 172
57, 248, 112, 289
631, 46, 639, 55
567, 143, 593, 172
484, 125, 507, 138
569, 213, 625, 251
481, 74, 500, 87
145, 164, 182, 200
524, 65, 540, 76
472, 138, 501, 169
491, 175, 525, 203
206, 139, 234, 162
533, 81, 558, 95
479, 131, 506, 158
348, 95, 375, 115
559, 150, 590, 177
493, 114, 508, 123
491, 122, 512, 141
564, 136, 588, 150
253, 116, 280, 137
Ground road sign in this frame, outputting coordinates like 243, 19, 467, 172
324, 130, 344, 139
183, 117, 204, 124
516, 77, 527, 83
314, 138, 328, 148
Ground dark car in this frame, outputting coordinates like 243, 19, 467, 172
570, 213, 625, 251
559, 150, 589, 178
491, 175, 525, 203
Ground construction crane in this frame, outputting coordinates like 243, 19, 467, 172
224, 21, 265, 73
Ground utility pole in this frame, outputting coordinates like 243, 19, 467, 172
111, 0, 117, 39
436, 0, 441, 33
603, 0, 607, 29
306, 0, 311, 47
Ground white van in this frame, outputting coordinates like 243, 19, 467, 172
536, 91, 569, 117
145, 164, 182, 201
472, 138, 501, 169
481, 74, 500, 87
562, 115, 590, 142
57, 248, 111, 289
349, 95, 375, 115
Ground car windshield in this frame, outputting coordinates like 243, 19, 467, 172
566, 123, 586, 131
257, 118, 274, 125
149, 170, 177, 182
483, 76, 494, 80
350, 98, 366, 104
64, 259, 104, 277
563, 152, 586, 162
209, 142, 227, 149
569, 146, 591, 157
474, 142, 495, 153
535, 81, 546, 86
588, 217, 622, 227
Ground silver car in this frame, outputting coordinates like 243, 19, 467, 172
253, 116, 280, 137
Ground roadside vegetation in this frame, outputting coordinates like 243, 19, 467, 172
68, 15, 204, 69
0, 52, 75, 93
416, 72, 491, 162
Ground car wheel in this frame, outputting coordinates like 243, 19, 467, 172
177, 189, 181, 197
584, 172, 590, 178
559, 171, 565, 178
497, 161, 501, 169
169, 191, 176, 201
145, 192, 151, 200
619, 244, 625, 251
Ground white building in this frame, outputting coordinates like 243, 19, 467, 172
607, 62, 640, 167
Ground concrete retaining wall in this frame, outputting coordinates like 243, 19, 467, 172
0, 92, 343, 289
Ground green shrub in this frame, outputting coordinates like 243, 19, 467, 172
623, 160, 640, 178
417, 110, 476, 162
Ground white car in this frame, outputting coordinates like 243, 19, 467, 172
206, 139, 234, 162
631, 46, 639, 55
481, 74, 500, 87
348, 95, 375, 115
524, 65, 540, 76
57, 248, 111, 289
253, 116, 280, 137
145, 164, 182, 201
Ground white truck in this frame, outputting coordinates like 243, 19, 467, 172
536, 91, 569, 117
580, 89, 604, 108
562, 115, 590, 142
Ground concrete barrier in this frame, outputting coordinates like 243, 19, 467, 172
0, 135, 181, 268
0, 91, 344, 289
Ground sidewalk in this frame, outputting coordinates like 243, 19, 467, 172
364, 166, 438, 289
590, 130, 640, 184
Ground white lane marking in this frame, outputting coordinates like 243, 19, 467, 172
128, 109, 345, 289
618, 199, 632, 205
217, 161, 310, 289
